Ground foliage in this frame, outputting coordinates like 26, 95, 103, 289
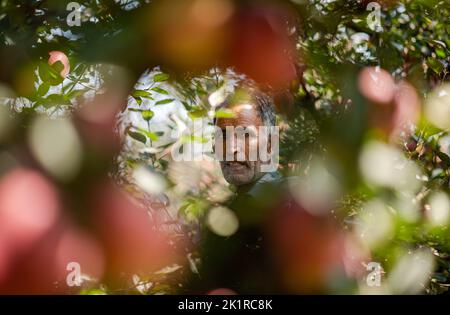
0, 0, 449, 294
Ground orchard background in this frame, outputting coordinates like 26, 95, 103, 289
0, 0, 449, 294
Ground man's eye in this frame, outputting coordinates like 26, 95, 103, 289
247, 130, 257, 138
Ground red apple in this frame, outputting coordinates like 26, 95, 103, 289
75, 92, 123, 154
0, 220, 105, 294
207, 288, 237, 295
0, 234, 11, 284
268, 198, 368, 293
0, 169, 60, 253
228, 3, 298, 89
92, 181, 177, 277
54, 225, 105, 287
0, 224, 63, 294
391, 81, 421, 139
147, 0, 234, 72
358, 67, 396, 105
341, 234, 371, 279
48, 51, 70, 78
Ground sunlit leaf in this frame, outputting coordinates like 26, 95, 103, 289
155, 99, 174, 105
215, 109, 235, 119
37, 82, 50, 96
437, 152, 450, 167
154, 73, 169, 82
142, 110, 154, 121
132, 90, 152, 99
138, 128, 159, 141
128, 130, 147, 144
151, 87, 169, 95
188, 109, 208, 119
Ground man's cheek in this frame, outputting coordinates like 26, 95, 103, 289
223, 165, 236, 176
248, 138, 259, 160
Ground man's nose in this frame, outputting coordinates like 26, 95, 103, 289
231, 134, 239, 155
224, 132, 240, 160
232, 133, 247, 161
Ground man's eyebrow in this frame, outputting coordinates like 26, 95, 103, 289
218, 128, 227, 134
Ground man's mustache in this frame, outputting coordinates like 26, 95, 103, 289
224, 160, 250, 168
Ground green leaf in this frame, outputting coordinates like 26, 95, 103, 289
39, 64, 51, 82
51, 61, 65, 75
435, 48, 446, 59
157, 159, 169, 170
182, 101, 192, 111
427, 57, 444, 74
215, 109, 235, 119
155, 99, 174, 105
138, 128, 159, 141
132, 90, 152, 99
188, 109, 208, 119
437, 152, 450, 167
178, 197, 209, 222
44, 94, 66, 106
142, 110, 154, 121
151, 87, 169, 95
128, 130, 147, 144
66, 89, 84, 99
80, 288, 106, 295
146, 133, 159, 142
195, 82, 207, 96
37, 82, 50, 96
154, 73, 169, 82
39, 62, 64, 86
49, 73, 64, 86
181, 135, 208, 144
48, 61, 65, 86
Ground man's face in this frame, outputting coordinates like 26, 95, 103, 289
216, 103, 268, 186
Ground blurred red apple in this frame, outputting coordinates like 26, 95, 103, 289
228, 3, 298, 89
54, 225, 105, 285
92, 181, 177, 277
391, 81, 421, 139
0, 224, 63, 294
359, 68, 421, 138
0, 221, 105, 294
0, 169, 60, 253
208, 288, 237, 295
48, 51, 70, 78
341, 234, 371, 279
358, 67, 396, 105
75, 92, 123, 154
268, 198, 368, 293
0, 234, 11, 284
147, 0, 234, 72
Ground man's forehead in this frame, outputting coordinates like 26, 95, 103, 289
230, 103, 255, 112
216, 103, 262, 126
